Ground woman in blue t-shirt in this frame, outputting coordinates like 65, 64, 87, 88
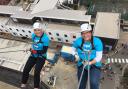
21, 21, 50, 89
73, 23, 103, 89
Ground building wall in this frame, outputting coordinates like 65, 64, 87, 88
118, 32, 128, 44
0, 0, 11, 5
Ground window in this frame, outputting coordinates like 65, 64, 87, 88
123, 29, 128, 32
1, 25, 4, 28
120, 19, 123, 24
58, 38, 61, 41
26, 35, 28, 37
22, 30, 25, 32
5, 30, 8, 32
28, 31, 31, 33
56, 33, 59, 36
16, 29, 19, 31
73, 35, 76, 39
66, 40, 68, 42
13, 33, 16, 35
0, 29, 2, 31
9, 28, 12, 30
49, 32, 52, 35
20, 34, 23, 36
64, 34, 68, 37
123, 27, 128, 32
51, 37, 54, 40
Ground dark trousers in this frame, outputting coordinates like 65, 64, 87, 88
77, 65, 101, 89
21, 56, 45, 88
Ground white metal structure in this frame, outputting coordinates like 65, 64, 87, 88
0, 4, 91, 44
0, 7, 120, 45
46, 23, 81, 43
4, 22, 82, 43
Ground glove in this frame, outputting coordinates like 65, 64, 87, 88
82, 61, 91, 70
74, 54, 79, 62
44, 60, 50, 67
31, 50, 37, 54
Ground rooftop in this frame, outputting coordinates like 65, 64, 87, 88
94, 12, 120, 39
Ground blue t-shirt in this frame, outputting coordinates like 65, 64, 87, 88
73, 36, 103, 67
31, 33, 50, 58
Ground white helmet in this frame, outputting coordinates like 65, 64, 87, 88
80, 23, 92, 33
33, 22, 42, 29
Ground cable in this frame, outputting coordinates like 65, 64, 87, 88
77, 51, 91, 89
0, 44, 27, 50
0, 50, 26, 53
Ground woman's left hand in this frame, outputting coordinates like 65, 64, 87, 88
44, 60, 49, 67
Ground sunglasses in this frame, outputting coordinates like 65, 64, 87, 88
34, 29, 41, 31
81, 31, 92, 35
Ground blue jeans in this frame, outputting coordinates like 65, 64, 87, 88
77, 65, 101, 89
